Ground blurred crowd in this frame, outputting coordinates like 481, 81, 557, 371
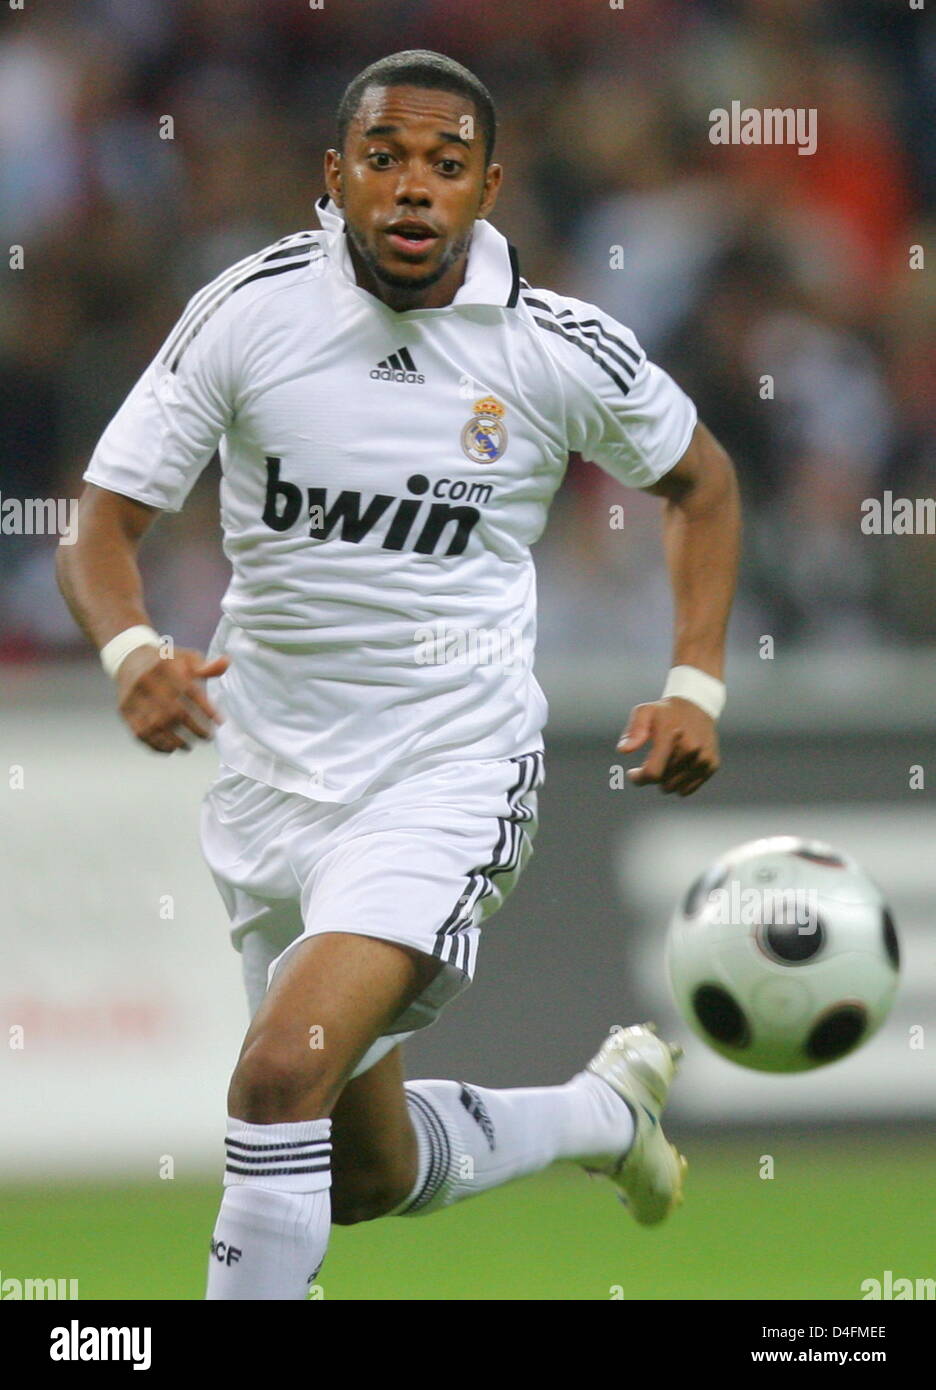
1, 0, 933, 665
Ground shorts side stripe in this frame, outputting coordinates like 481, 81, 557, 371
433, 752, 543, 968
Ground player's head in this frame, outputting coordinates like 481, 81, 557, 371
326, 51, 502, 305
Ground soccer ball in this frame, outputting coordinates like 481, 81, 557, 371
666, 836, 899, 1073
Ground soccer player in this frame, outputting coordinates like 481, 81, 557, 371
57, 51, 740, 1300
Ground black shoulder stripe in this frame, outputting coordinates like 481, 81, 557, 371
162, 234, 319, 367
531, 315, 635, 396
168, 251, 318, 371
550, 317, 640, 381
234, 258, 313, 292
524, 295, 642, 370
262, 238, 319, 262
553, 310, 641, 365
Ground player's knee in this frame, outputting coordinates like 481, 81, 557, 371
330, 1160, 412, 1226
228, 1037, 333, 1122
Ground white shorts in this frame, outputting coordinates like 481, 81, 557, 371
200, 751, 543, 1077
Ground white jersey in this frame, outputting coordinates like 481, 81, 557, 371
84, 196, 697, 802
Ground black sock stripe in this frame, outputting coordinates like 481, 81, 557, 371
225, 1148, 332, 1163
403, 1091, 451, 1213
401, 1094, 442, 1212
225, 1138, 331, 1153
225, 1161, 331, 1176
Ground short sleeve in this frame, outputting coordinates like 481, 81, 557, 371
529, 293, 697, 487
82, 291, 235, 513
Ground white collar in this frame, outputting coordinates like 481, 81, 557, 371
314, 195, 520, 310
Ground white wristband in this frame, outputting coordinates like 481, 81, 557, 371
100, 625, 162, 679
662, 665, 726, 721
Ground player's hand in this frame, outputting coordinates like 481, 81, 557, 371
617, 697, 719, 796
116, 647, 230, 755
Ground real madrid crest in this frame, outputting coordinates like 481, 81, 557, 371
461, 396, 508, 465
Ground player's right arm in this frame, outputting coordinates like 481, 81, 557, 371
58, 233, 323, 750
55, 257, 245, 752
56, 484, 229, 754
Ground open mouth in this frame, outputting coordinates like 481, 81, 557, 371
385, 223, 439, 256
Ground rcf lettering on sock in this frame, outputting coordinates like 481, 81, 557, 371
210, 1237, 242, 1266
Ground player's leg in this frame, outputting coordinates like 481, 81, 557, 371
392, 1026, 686, 1226
206, 929, 440, 1301
289, 752, 684, 1230
325, 1025, 685, 1230
328, 1044, 419, 1225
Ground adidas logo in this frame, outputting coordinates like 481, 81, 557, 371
370, 347, 425, 384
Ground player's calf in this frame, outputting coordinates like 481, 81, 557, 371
329, 1045, 422, 1225
330, 1161, 415, 1225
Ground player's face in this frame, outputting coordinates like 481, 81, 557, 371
324, 85, 502, 309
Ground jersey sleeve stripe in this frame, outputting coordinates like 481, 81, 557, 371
552, 310, 641, 365
530, 314, 637, 397
260, 241, 320, 263
162, 232, 316, 361
523, 294, 642, 371
550, 317, 641, 381
166, 246, 323, 372
160, 233, 321, 369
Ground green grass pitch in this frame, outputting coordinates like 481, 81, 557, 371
2, 1137, 930, 1300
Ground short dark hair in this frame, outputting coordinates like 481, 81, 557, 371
336, 50, 496, 164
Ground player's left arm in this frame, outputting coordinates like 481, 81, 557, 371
618, 420, 741, 796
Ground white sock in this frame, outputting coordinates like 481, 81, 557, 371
395, 1072, 634, 1215
205, 1116, 332, 1300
